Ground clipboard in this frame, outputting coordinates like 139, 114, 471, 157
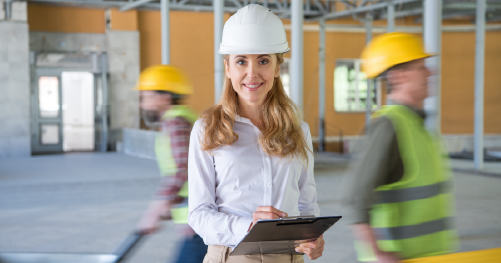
230, 215, 342, 256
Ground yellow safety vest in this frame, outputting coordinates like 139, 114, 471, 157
155, 105, 198, 224
356, 105, 458, 261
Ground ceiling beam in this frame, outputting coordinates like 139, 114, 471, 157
379, 7, 423, 20
308, 0, 421, 22
120, 0, 157, 12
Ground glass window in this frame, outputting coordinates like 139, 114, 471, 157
334, 59, 379, 112
40, 124, 59, 144
38, 76, 60, 118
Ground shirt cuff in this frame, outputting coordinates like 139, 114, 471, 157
234, 216, 253, 243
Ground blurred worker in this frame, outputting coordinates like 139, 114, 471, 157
341, 32, 458, 262
135, 65, 207, 263
188, 4, 323, 262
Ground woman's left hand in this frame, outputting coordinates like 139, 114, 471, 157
295, 235, 325, 260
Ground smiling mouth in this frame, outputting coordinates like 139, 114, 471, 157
244, 83, 263, 90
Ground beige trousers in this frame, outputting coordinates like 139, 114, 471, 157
203, 245, 304, 263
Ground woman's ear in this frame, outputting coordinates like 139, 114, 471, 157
274, 63, 281, 78
224, 58, 231, 79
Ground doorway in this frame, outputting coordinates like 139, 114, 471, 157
31, 52, 109, 154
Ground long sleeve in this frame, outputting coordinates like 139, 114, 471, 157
297, 126, 320, 217
339, 117, 403, 224
155, 116, 192, 200
187, 120, 253, 247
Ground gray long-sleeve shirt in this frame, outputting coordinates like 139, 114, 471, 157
340, 105, 426, 224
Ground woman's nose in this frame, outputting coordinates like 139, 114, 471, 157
246, 62, 258, 79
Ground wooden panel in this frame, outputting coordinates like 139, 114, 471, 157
138, 11, 223, 114
441, 31, 501, 134
27, 4, 105, 33
110, 8, 138, 31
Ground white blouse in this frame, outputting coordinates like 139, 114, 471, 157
187, 115, 320, 247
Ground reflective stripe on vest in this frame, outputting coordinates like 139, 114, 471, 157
156, 105, 198, 177
171, 198, 189, 224
375, 181, 452, 205
374, 217, 454, 241
356, 105, 457, 261
154, 105, 197, 224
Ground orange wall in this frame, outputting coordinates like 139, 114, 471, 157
28, 4, 106, 33
441, 31, 501, 134
27, 4, 501, 135
110, 9, 138, 31
137, 10, 220, 113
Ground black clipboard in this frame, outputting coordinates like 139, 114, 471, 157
230, 215, 342, 256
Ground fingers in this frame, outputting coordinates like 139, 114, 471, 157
295, 235, 325, 260
295, 246, 324, 260
253, 211, 281, 220
256, 206, 287, 217
252, 206, 288, 225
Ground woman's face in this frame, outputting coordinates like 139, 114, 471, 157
225, 54, 280, 106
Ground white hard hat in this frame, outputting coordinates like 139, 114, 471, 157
219, 4, 290, 55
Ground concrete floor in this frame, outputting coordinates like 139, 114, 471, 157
0, 153, 500, 263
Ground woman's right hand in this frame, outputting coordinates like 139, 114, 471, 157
249, 206, 288, 231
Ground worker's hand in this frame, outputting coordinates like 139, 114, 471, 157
248, 206, 287, 231
136, 200, 170, 235
295, 235, 325, 260
375, 251, 400, 263
137, 212, 161, 235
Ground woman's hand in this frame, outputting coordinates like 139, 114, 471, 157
295, 235, 325, 260
248, 206, 287, 231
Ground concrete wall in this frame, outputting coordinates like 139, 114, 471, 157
0, 21, 31, 157
29, 31, 106, 53
106, 30, 140, 143
121, 128, 156, 160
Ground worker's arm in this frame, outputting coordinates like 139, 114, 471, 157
340, 117, 402, 261
137, 117, 192, 234
155, 116, 192, 201
353, 224, 400, 263
340, 117, 402, 224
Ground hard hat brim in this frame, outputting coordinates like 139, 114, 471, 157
219, 44, 290, 55
134, 85, 193, 95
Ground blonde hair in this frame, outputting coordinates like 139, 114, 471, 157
200, 53, 310, 164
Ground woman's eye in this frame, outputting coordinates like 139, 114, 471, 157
237, 60, 246, 65
260, 60, 269, 65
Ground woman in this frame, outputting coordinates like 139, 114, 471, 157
188, 4, 324, 262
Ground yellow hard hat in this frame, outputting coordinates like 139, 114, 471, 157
361, 32, 432, 79
134, 65, 193, 94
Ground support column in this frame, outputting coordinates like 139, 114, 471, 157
5, 0, 12, 19
365, 13, 373, 129
474, 0, 486, 170
423, 0, 442, 134
161, 0, 170, 64
214, 0, 224, 104
0, 6, 31, 157
100, 53, 109, 152
318, 18, 325, 152
387, 0, 395, 32
291, 0, 304, 111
